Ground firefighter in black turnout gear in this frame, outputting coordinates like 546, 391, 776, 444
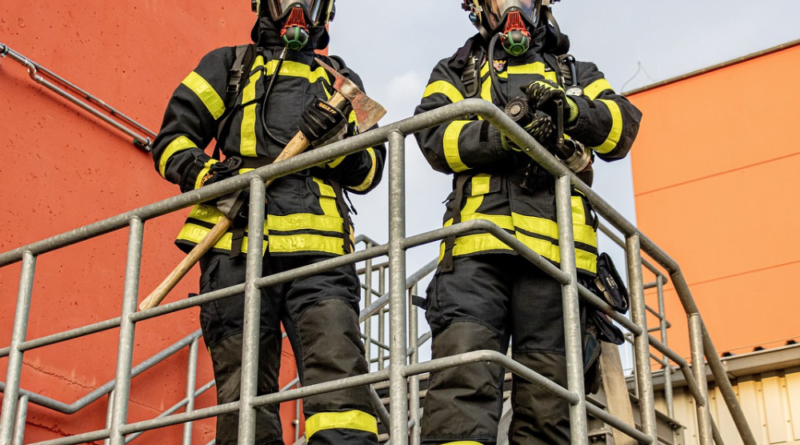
151, 1, 385, 444
414, 1, 641, 444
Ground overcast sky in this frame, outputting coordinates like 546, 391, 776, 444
324, 1, 800, 365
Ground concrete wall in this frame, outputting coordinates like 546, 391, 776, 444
627, 44, 800, 360
0, 2, 300, 443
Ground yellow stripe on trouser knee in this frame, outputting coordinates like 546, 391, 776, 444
440, 442, 484, 445
305, 410, 378, 440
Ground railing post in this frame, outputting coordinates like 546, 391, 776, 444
625, 234, 658, 440
12, 395, 28, 445
0, 251, 36, 445
183, 337, 199, 445
105, 390, 114, 445
388, 130, 409, 445
657, 276, 675, 419
689, 314, 713, 445
238, 177, 267, 445
364, 245, 374, 369
554, 175, 588, 444
109, 217, 145, 445
408, 284, 420, 445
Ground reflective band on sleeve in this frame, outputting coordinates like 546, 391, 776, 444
240, 57, 265, 157
194, 158, 219, 190
326, 156, 346, 168
422, 80, 465, 104
584, 78, 614, 100
305, 410, 378, 440
443, 121, 471, 173
265, 59, 330, 84
181, 71, 226, 120
349, 148, 378, 192
159, 136, 198, 178
590, 99, 623, 154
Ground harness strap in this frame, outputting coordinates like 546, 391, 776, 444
330, 182, 354, 254
214, 44, 257, 160
439, 174, 472, 273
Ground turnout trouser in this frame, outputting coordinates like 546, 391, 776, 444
421, 255, 580, 445
197, 252, 378, 445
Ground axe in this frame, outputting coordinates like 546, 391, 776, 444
139, 58, 386, 311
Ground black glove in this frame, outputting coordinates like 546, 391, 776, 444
298, 98, 348, 148
500, 111, 558, 153
522, 80, 579, 124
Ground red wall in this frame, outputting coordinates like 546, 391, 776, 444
627, 45, 800, 360
0, 2, 299, 443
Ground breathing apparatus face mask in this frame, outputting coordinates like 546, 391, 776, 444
464, 0, 541, 56
251, 0, 334, 50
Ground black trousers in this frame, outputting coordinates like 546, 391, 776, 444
421, 255, 579, 445
197, 252, 378, 445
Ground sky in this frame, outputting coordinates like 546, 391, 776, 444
324, 1, 800, 365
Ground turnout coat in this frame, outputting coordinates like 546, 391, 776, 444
415, 33, 641, 275
152, 42, 385, 257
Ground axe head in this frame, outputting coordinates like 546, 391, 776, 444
315, 57, 386, 131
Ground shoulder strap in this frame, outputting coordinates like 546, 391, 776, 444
214, 44, 256, 160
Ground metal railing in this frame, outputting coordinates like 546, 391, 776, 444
0, 43, 155, 152
0, 100, 756, 445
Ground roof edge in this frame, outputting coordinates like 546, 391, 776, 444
623, 38, 800, 96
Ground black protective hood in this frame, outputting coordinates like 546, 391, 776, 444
250, 15, 330, 50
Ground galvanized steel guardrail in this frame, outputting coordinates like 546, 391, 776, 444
0, 99, 756, 445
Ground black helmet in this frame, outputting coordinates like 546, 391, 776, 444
252, 0, 335, 27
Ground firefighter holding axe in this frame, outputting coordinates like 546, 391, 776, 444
148, 1, 386, 444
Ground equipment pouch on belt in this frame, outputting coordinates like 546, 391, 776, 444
594, 252, 630, 314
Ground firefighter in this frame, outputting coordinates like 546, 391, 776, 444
150, 1, 385, 444
414, 0, 641, 443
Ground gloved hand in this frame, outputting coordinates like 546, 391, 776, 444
500, 112, 558, 152
522, 80, 579, 124
298, 98, 348, 148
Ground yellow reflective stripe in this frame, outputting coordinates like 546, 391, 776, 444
584, 78, 614, 100
312, 178, 340, 217
577, 248, 598, 274
480, 63, 489, 78
177, 223, 267, 254
481, 77, 492, 103
181, 71, 226, 120
349, 148, 377, 192
313, 177, 336, 197
571, 196, 586, 225
575, 225, 598, 248
327, 156, 346, 168
270, 233, 344, 255
159, 136, 198, 178
268, 213, 344, 233
422, 80, 465, 104
348, 110, 358, 124
188, 204, 226, 224
472, 174, 491, 195
240, 56, 265, 157
264, 59, 329, 84
305, 411, 378, 440
441, 442, 483, 445
516, 231, 561, 263
590, 99, 623, 154
194, 159, 219, 190
512, 213, 559, 240
443, 121, 471, 172
507, 61, 546, 76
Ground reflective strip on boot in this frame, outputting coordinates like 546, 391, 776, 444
305, 410, 378, 440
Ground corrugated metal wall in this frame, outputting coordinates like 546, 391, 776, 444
656, 369, 800, 445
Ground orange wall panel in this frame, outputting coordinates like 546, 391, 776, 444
0, 2, 301, 444
629, 45, 800, 359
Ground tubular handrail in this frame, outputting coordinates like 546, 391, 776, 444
0, 43, 155, 151
0, 100, 755, 445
